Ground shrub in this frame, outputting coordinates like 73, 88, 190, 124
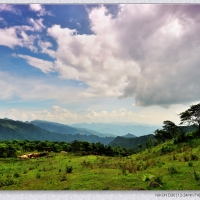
193, 170, 200, 181
168, 166, 178, 174
154, 175, 163, 185
183, 154, 189, 162
172, 154, 177, 160
13, 173, 20, 178
81, 160, 91, 167
190, 153, 198, 161
66, 166, 73, 173
0, 178, 16, 187
142, 174, 155, 182
60, 175, 67, 181
160, 145, 174, 154
185, 132, 194, 141
188, 162, 193, 167
119, 164, 127, 175
36, 173, 41, 179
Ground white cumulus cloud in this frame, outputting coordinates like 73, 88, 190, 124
28, 18, 45, 31
29, 4, 52, 16
0, 4, 21, 14
14, 54, 55, 74
0, 25, 37, 51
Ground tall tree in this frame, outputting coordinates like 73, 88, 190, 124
179, 103, 200, 134
163, 120, 179, 138
154, 120, 179, 143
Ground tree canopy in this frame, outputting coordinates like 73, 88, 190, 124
154, 120, 180, 143
179, 103, 200, 132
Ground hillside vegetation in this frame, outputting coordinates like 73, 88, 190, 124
0, 119, 115, 145
109, 134, 155, 149
30, 120, 115, 137
0, 103, 200, 190
1, 138, 200, 190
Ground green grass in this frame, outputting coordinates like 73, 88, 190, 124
1, 139, 200, 190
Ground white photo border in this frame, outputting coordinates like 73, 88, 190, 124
0, 0, 200, 199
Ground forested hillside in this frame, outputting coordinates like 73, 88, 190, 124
0, 119, 115, 145
109, 134, 155, 149
30, 120, 115, 137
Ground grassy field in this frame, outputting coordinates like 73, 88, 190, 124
1, 139, 200, 190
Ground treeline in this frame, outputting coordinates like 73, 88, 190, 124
0, 139, 136, 158
154, 103, 200, 144
154, 121, 199, 144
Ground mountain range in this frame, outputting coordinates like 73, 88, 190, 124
0, 118, 175, 150
30, 120, 115, 137
71, 122, 160, 136
0, 119, 114, 145
0, 118, 197, 150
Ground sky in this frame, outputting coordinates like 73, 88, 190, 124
0, 4, 200, 126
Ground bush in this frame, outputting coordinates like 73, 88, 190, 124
60, 175, 67, 181
81, 160, 91, 167
13, 173, 20, 178
172, 154, 177, 160
185, 132, 194, 141
142, 174, 155, 182
36, 173, 41, 179
0, 178, 16, 187
183, 154, 189, 162
119, 164, 127, 175
188, 162, 193, 167
168, 166, 178, 174
66, 166, 73, 173
154, 175, 163, 185
160, 145, 174, 154
190, 153, 198, 161
193, 170, 200, 181
142, 174, 163, 185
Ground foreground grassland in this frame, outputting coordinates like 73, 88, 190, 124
1, 140, 200, 190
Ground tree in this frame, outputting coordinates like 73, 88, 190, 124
138, 144, 143, 151
154, 129, 167, 143
163, 120, 179, 139
71, 140, 81, 152
179, 103, 200, 134
145, 139, 153, 149
154, 120, 179, 143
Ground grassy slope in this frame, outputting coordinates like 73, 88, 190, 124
1, 139, 200, 190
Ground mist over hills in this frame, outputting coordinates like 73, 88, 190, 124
71, 122, 160, 137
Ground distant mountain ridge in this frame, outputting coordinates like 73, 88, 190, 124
71, 122, 160, 136
123, 133, 137, 138
109, 134, 155, 149
0, 119, 115, 145
30, 120, 115, 137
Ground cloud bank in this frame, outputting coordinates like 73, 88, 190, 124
1, 4, 200, 108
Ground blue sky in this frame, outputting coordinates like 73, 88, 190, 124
0, 4, 200, 125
